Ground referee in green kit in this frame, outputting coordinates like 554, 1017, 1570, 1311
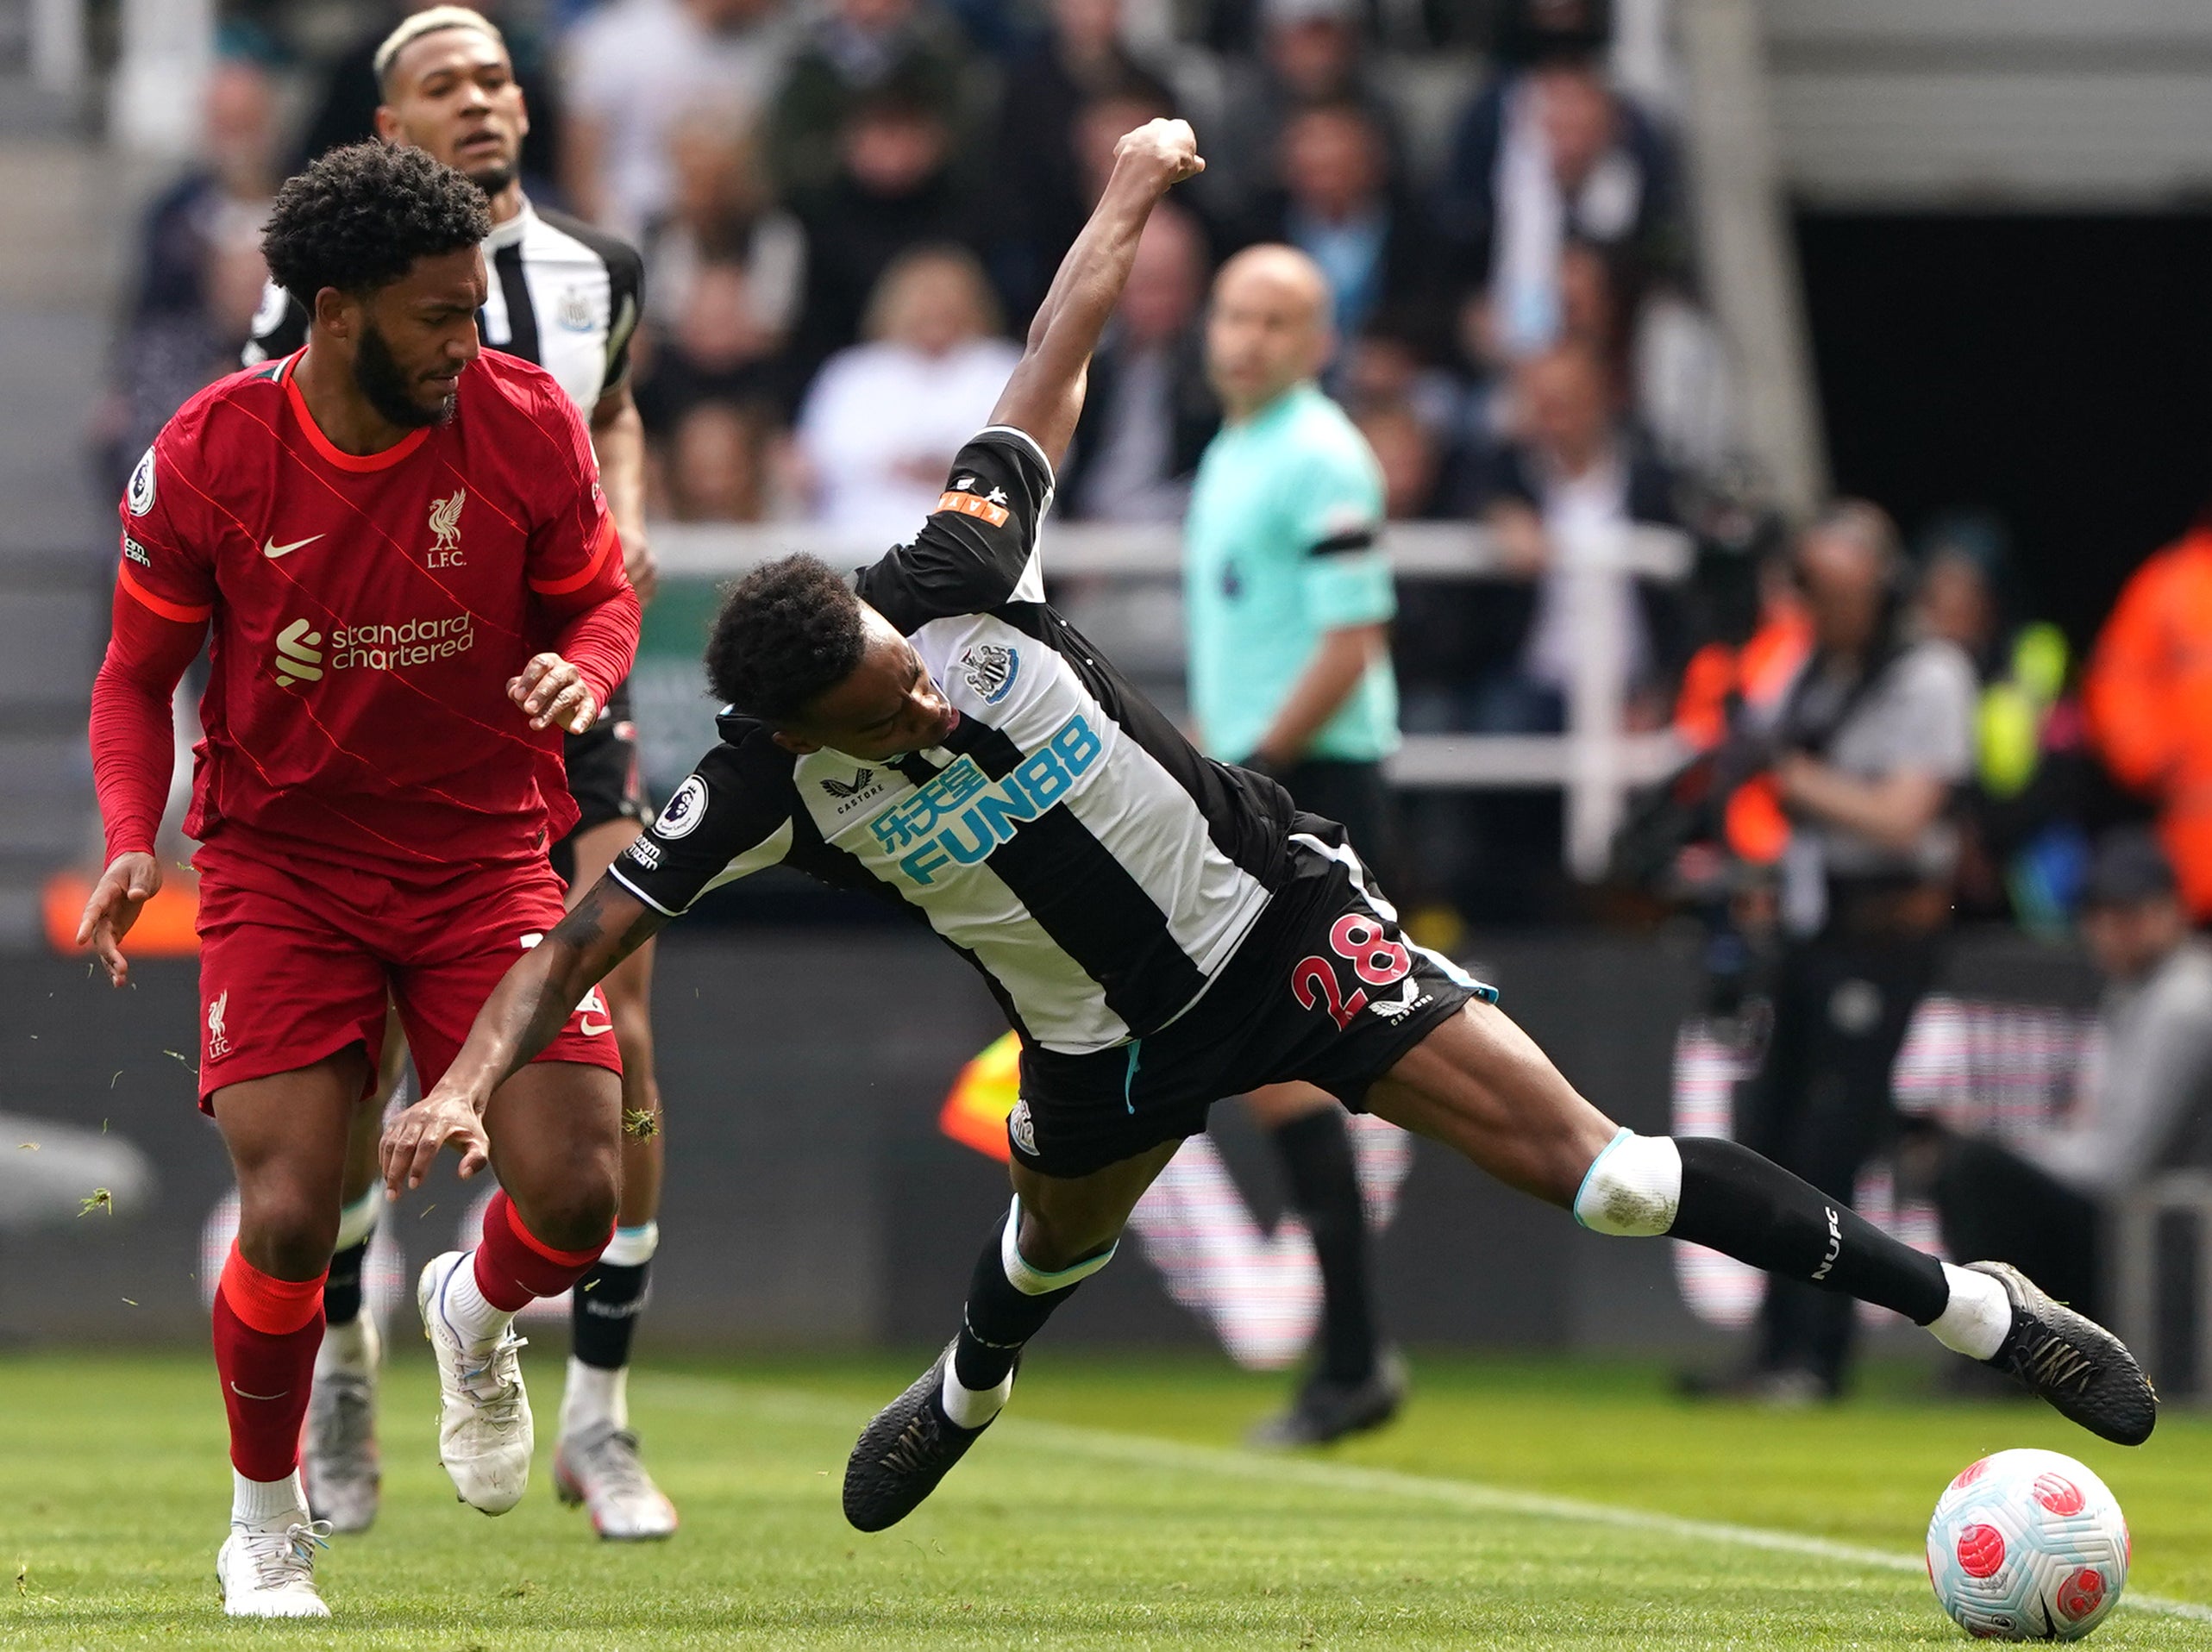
1187, 243, 1404, 1447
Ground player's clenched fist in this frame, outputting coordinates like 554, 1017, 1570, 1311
380, 1085, 492, 1196
1113, 118, 1204, 191
76, 850, 161, 987
508, 651, 598, 733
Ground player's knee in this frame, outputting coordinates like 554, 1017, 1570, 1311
236, 1181, 340, 1277
1571, 1129, 1682, 1237
529, 1179, 619, 1254
1008, 1199, 1121, 1288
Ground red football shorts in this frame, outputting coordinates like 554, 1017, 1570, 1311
191, 840, 620, 1111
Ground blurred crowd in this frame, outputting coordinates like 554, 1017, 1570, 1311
88, 0, 2212, 948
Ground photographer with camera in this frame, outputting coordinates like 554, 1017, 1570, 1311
1703, 500, 1977, 1405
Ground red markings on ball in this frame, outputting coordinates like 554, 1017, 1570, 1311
2055, 1568, 2105, 1620
1956, 1523, 2007, 1579
1951, 1458, 1990, 1491
2033, 1473, 2084, 1516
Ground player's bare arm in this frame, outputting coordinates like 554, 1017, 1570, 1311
381, 873, 665, 1193
989, 118, 1204, 469
591, 382, 655, 604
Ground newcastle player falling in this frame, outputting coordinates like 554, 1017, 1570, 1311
384, 117, 2156, 1537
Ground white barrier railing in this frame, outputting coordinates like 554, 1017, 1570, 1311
649, 518, 1695, 879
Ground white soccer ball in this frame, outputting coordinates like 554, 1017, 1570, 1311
1927, 1448, 2128, 1640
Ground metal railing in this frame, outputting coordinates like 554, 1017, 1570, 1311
649, 517, 1696, 878
2113, 1170, 2212, 1400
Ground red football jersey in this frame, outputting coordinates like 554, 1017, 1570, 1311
117, 347, 629, 885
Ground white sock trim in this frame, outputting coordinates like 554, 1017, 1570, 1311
231, 1468, 306, 1527
561, 1355, 629, 1436
1928, 1263, 2012, 1361
601, 1221, 659, 1268
332, 1187, 381, 1253
437, 1251, 514, 1348
1000, 1196, 1118, 1295
940, 1358, 1013, 1430
1571, 1129, 1682, 1236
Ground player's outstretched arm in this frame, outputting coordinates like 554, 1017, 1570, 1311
380, 873, 668, 1193
987, 118, 1204, 471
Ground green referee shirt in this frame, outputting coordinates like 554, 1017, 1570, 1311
1184, 380, 1398, 764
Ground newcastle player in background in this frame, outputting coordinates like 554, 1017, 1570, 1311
384, 118, 2156, 1543
245, 8, 676, 1542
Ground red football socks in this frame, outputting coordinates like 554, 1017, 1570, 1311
211, 1243, 326, 1482
470, 1188, 609, 1312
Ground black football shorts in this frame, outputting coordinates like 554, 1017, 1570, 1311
553, 679, 649, 883
1006, 813, 1494, 1179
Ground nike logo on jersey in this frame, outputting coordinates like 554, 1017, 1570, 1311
263, 535, 324, 559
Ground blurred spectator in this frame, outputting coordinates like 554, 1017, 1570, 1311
97, 58, 281, 497
1223, 100, 1448, 365
1438, 50, 1684, 366
2084, 510, 2212, 923
1715, 502, 1975, 1405
1202, 0, 1404, 222
1351, 402, 1444, 521
298, 2, 567, 186
1542, 237, 1735, 483
1914, 515, 2090, 931
766, 0, 979, 203
561, 0, 795, 238
988, 0, 1175, 319
1064, 203, 1217, 523
1069, 82, 1181, 210
1449, 339, 1682, 733
793, 246, 1020, 537
791, 91, 979, 373
666, 400, 778, 520
634, 112, 808, 426
1916, 829, 2212, 1320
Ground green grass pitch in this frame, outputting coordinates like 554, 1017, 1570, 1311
3, 1349, 2209, 1649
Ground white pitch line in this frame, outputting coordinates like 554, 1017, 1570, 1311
646, 1375, 2212, 1629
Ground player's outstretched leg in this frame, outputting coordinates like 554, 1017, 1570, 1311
845, 1142, 1179, 1532
1366, 1000, 2157, 1447
417, 1063, 622, 1515
209, 1054, 364, 1618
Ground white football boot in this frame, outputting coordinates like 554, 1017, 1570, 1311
555, 1423, 680, 1540
417, 1250, 533, 1514
303, 1313, 381, 1533
216, 1518, 333, 1618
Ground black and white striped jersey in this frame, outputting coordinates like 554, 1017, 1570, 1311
243, 197, 643, 416
609, 425, 1300, 1055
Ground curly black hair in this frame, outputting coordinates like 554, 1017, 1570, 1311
706, 554, 869, 722
261, 141, 492, 306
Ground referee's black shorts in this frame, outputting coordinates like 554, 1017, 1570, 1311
1006, 813, 1491, 1180
1275, 757, 1396, 888
552, 679, 649, 886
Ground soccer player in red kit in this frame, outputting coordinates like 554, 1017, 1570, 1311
78, 142, 640, 1618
